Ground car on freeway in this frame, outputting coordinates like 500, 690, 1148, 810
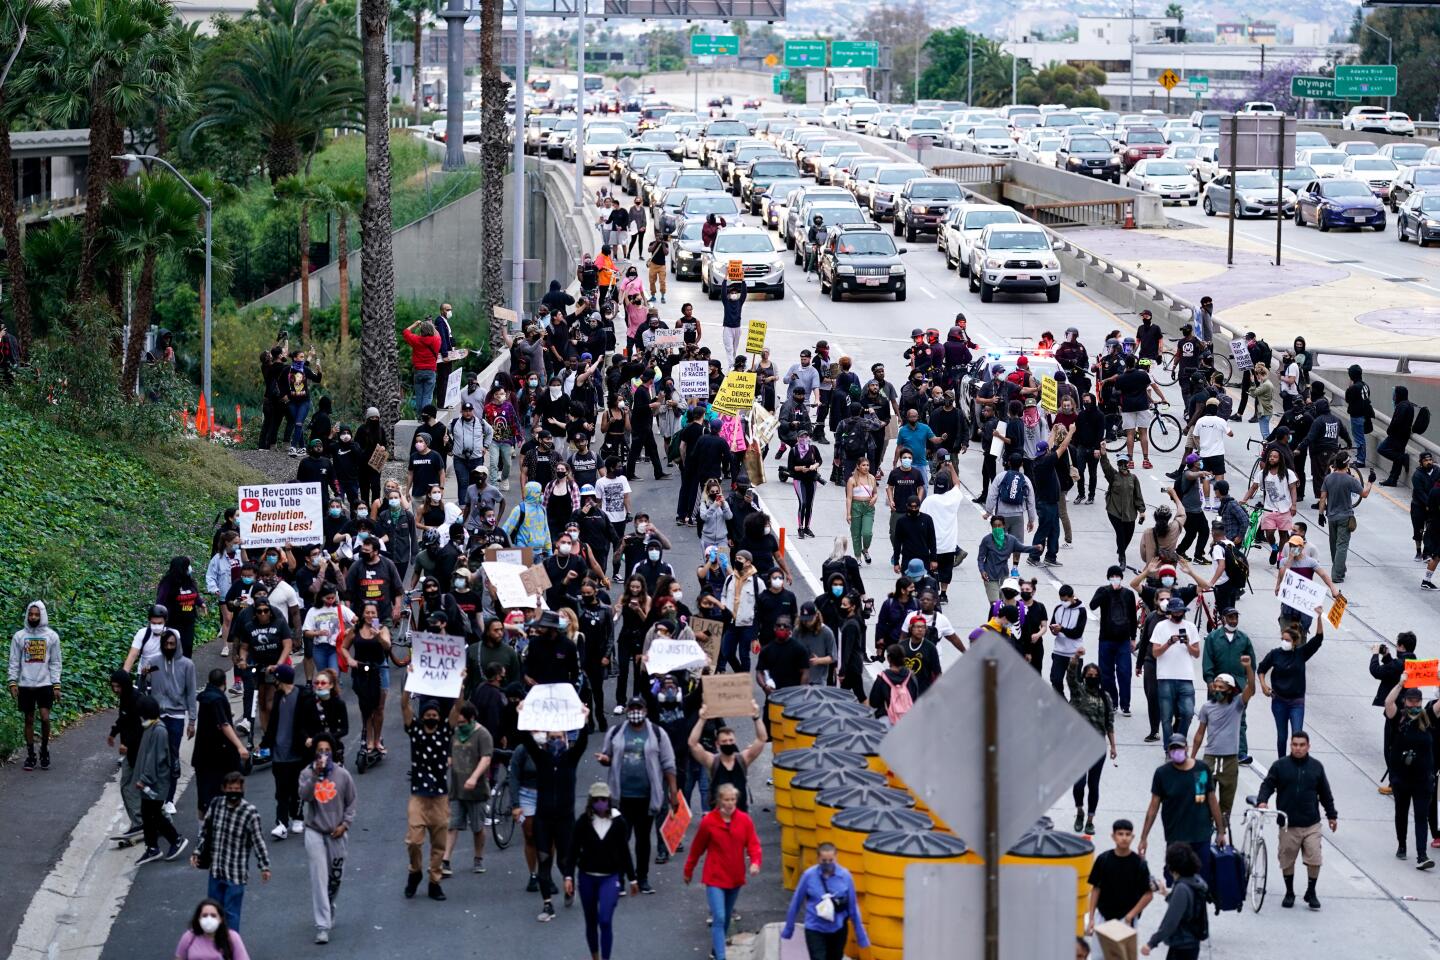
1337, 140, 1380, 158
1388, 166, 1440, 211
893, 177, 967, 240
817, 223, 908, 302
1162, 144, 1204, 175
962, 126, 1018, 158
1117, 127, 1168, 170
1379, 142, 1429, 168
1192, 144, 1221, 184
1293, 178, 1386, 231
940, 203, 1023, 275
791, 131, 838, 170
1189, 110, 1228, 133
843, 102, 885, 132
1294, 131, 1331, 150
782, 185, 856, 247
743, 97, 764, 110
1018, 131, 1064, 166
1267, 165, 1317, 188
637, 163, 683, 206
1383, 112, 1417, 136
701, 119, 750, 163
1055, 133, 1121, 181
575, 126, 628, 171
760, 177, 810, 231
829, 153, 876, 191
811, 143, 866, 184
701, 226, 785, 299
1165, 128, 1199, 146
864, 112, 900, 138
1342, 155, 1401, 199
965, 223, 1062, 303
668, 218, 709, 280
544, 117, 578, 158
723, 142, 782, 192
845, 159, 889, 201
655, 188, 702, 235
1202, 171, 1295, 219
1299, 148, 1348, 179
1341, 105, 1390, 133
622, 152, 677, 195
1041, 113, 1091, 135
672, 168, 726, 193
739, 157, 802, 213
790, 201, 870, 258
894, 114, 946, 143
610, 147, 667, 188
1122, 159, 1200, 205
864, 163, 929, 220
638, 129, 683, 159
1160, 119, 1194, 140
1238, 101, 1279, 114
1395, 191, 1440, 245
524, 115, 560, 153
821, 104, 849, 128
678, 191, 743, 230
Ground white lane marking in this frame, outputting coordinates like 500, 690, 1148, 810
917, 285, 937, 299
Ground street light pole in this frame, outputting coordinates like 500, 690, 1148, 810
512, 0, 527, 319
1128, 0, 1136, 112
1360, 19, 1393, 112
115, 153, 213, 411
967, 32, 973, 107
574, 0, 585, 209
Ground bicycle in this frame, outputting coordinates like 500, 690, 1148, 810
1105, 401, 1185, 455
488, 747, 517, 849
1239, 794, 1287, 912
1153, 341, 1235, 388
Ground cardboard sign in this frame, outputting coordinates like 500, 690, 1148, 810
712, 372, 758, 417
702, 673, 753, 717
727, 259, 745, 282
407, 631, 466, 698
367, 444, 389, 472
483, 561, 539, 609
647, 637, 709, 675
1278, 570, 1327, 615
1326, 595, 1347, 630
1230, 338, 1254, 371
652, 330, 684, 350
517, 682, 588, 732
691, 617, 724, 667
676, 360, 710, 399
745, 320, 767, 354
1405, 659, 1439, 688
443, 367, 463, 408
483, 546, 534, 566
751, 402, 778, 447
660, 792, 693, 855
1095, 919, 1138, 960
237, 482, 324, 549
1040, 376, 1058, 413
519, 564, 552, 596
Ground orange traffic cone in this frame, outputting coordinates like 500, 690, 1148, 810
196, 393, 210, 437
1123, 203, 1136, 230
235, 405, 244, 443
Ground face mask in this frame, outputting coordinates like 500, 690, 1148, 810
316, 750, 333, 768
627, 710, 646, 725
388, 497, 400, 508
832, 585, 844, 597
765, 525, 773, 537
1211, 688, 1231, 702
240, 576, 254, 586
583, 594, 597, 605
328, 508, 342, 518
340, 434, 352, 443
648, 549, 661, 562
224, 791, 244, 806
528, 379, 539, 388
316, 688, 331, 699
1109, 577, 1122, 587
1085, 675, 1100, 690
591, 798, 610, 815
549, 386, 562, 399
771, 577, 784, 589
547, 737, 567, 755
719, 743, 739, 756
1168, 748, 1188, 764
162, 645, 177, 660
1224, 623, 1237, 635
356, 509, 369, 519
199, 916, 222, 935
820, 862, 837, 876
671, 591, 683, 603
900, 457, 913, 468
1020, 590, 1033, 601
228, 544, 240, 556
1408, 706, 1424, 718
422, 717, 440, 729
559, 543, 573, 556
1160, 576, 1175, 587
430, 493, 442, 503
774, 627, 792, 641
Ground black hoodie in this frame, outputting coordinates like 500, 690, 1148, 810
109, 670, 143, 759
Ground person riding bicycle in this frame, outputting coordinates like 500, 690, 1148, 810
805, 215, 828, 278
1135, 310, 1165, 365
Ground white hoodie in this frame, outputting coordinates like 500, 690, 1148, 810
9, 601, 61, 688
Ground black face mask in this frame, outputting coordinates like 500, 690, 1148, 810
719, 743, 739, 756
225, 791, 244, 805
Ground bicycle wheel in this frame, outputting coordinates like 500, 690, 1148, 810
491, 777, 517, 849
1248, 835, 1267, 912
1147, 413, 1185, 454
1105, 432, 1127, 454
1247, 455, 1265, 491
1153, 361, 1178, 386
1213, 351, 1235, 386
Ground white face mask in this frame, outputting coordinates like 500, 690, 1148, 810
648, 549, 661, 562
198, 916, 221, 935
671, 591, 683, 603
454, 577, 468, 590
764, 525, 773, 537
771, 577, 784, 589
1109, 577, 1123, 587
430, 493, 442, 503
550, 386, 562, 399
559, 543, 573, 556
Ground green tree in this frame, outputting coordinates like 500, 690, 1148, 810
106, 173, 203, 396
1165, 3, 1184, 23
1353, 8, 1440, 121
189, 0, 363, 183
391, 0, 432, 124
0, 0, 49, 351
360, 0, 399, 436
315, 179, 363, 349
272, 174, 331, 341
920, 28, 1019, 107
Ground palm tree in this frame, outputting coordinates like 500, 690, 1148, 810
107, 172, 202, 396
0, 0, 47, 352
361, 0, 399, 436
273, 174, 332, 341
189, 0, 363, 183
391, 0, 431, 124
478, 0, 505, 354
1165, 3, 1184, 23
318, 179, 364, 348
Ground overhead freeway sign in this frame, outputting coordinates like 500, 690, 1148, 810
1291, 75, 1335, 99
1334, 64, 1397, 98
690, 34, 739, 56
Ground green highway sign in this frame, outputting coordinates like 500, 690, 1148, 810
690, 34, 739, 57
773, 75, 783, 95
830, 40, 879, 69
1188, 76, 1208, 93
1334, 64, 1397, 98
776, 67, 790, 81
784, 39, 826, 68
1290, 75, 1334, 99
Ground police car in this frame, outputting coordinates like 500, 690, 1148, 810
960, 349, 1063, 437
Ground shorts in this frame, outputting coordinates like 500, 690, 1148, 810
1260, 511, 1293, 531
1202, 454, 1225, 475
300, 633, 315, 659
517, 786, 538, 817
16, 685, 54, 712
1121, 411, 1146, 431
1277, 821, 1323, 871
449, 797, 489, 831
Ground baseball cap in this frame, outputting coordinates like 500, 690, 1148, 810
1116, 453, 1132, 465
461, 401, 474, 411
1205, 397, 1219, 407
1214, 672, 1237, 689
275, 664, 296, 684
588, 781, 612, 799
799, 600, 818, 616
579, 484, 598, 497
1166, 733, 1188, 748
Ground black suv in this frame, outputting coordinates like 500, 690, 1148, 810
893, 177, 967, 241
818, 224, 908, 302
1055, 132, 1121, 182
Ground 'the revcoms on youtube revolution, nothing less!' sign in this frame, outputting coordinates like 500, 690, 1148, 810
237, 482, 324, 549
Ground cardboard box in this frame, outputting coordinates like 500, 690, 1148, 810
1095, 919, 1137, 960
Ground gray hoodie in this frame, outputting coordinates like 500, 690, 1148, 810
9, 601, 61, 688
299, 762, 357, 834
143, 650, 197, 723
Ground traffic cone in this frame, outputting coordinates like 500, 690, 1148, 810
196, 393, 210, 437
234, 405, 244, 444
1123, 203, 1135, 230
181, 405, 191, 432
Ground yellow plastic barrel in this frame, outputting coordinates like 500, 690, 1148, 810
771, 747, 867, 889
881, 769, 942, 824
781, 697, 871, 753
815, 784, 915, 842
767, 686, 857, 753
813, 727, 887, 775
832, 807, 936, 959
796, 714, 889, 743
791, 767, 888, 880
861, 829, 977, 960
1001, 817, 1096, 935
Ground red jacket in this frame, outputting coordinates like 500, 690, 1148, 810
684, 808, 762, 888
403, 328, 442, 372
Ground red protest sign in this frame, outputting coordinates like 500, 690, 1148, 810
660, 793, 693, 855
1404, 659, 1439, 688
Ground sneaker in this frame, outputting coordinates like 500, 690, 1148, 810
661, 294, 666, 304
1084, 817, 1095, 835
1421, 858, 1436, 871
1304, 890, 1321, 910
656, 849, 670, 865
1044, 557, 1062, 567
290, 818, 305, 834
219, 643, 230, 657
428, 882, 447, 901
136, 847, 163, 866
1237, 755, 1253, 766
163, 801, 177, 816
1073, 809, 1085, 833
1121, 709, 1132, 718
1397, 846, 1408, 860
164, 837, 190, 861
234, 717, 250, 734
405, 871, 422, 898
612, 705, 624, 716
24, 751, 36, 771
1417, 552, 1426, 562
271, 823, 289, 840
1074, 493, 1086, 505
639, 880, 656, 894
1423, 580, 1437, 591
538, 902, 556, 922
618, 880, 628, 897
1281, 891, 1295, 909
527, 874, 540, 893
441, 859, 454, 878
315, 929, 330, 945
473, 857, 486, 874
1086, 495, 1095, 504
39, 750, 50, 770
648, 295, 656, 303
1144, 733, 1161, 743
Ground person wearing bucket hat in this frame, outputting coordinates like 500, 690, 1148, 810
564, 781, 637, 958
523, 610, 580, 688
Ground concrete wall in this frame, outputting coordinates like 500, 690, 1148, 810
643, 69, 772, 103
1297, 123, 1438, 149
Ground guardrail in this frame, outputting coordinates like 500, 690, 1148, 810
1022, 199, 1133, 229
931, 160, 1007, 185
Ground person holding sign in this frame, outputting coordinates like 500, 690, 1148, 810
684, 783, 762, 960
1384, 676, 1440, 868
688, 701, 766, 814
1257, 609, 1325, 760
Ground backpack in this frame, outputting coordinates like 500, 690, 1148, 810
1219, 539, 1249, 588
997, 470, 1026, 507
1215, 391, 1234, 421
579, 263, 599, 288
1183, 877, 1212, 939
1416, 406, 1431, 436
842, 422, 868, 458
880, 671, 915, 725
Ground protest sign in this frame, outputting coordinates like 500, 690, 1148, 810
517, 683, 588, 731
745, 320, 767, 354
483, 546, 533, 566
751, 403, 778, 446
1404, 659, 1439, 688
367, 444, 389, 472
653, 330, 684, 350
237, 482, 323, 549
1230, 338, 1253, 371
647, 637, 709, 675
483, 561, 539, 609
443, 367, 463, 408
1095, 920, 1138, 960
1326, 595, 1347, 630
660, 793, 693, 855
1040, 376, 1058, 413
1278, 571, 1327, 615
727, 259, 745, 281
676, 360, 710, 398
690, 617, 724, 667
989, 423, 1007, 459
407, 631, 465, 698
702, 674, 753, 717
519, 564, 552, 596
712, 372, 757, 416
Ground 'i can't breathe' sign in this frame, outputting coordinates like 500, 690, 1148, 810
237, 483, 324, 549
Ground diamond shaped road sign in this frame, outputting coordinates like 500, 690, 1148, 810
880, 633, 1107, 854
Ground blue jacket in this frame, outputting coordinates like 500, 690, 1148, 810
783, 863, 869, 946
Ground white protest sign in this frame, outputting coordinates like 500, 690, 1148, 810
1229, 338, 1253, 371
483, 561, 540, 609
1278, 570, 1327, 614
407, 631, 466, 698
751, 402, 778, 447
677, 360, 709, 398
989, 423, 1007, 459
443, 367, 463, 408
517, 683, 588, 732
237, 482, 324, 549
652, 329, 684, 350
647, 637, 708, 675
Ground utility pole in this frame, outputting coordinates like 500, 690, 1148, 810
511, 0, 526, 319
574, 6, 585, 209
1011, 53, 1017, 106
1128, 0, 1136, 112
967, 32, 973, 106
1359, 19, 1394, 112
441, 0, 467, 169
